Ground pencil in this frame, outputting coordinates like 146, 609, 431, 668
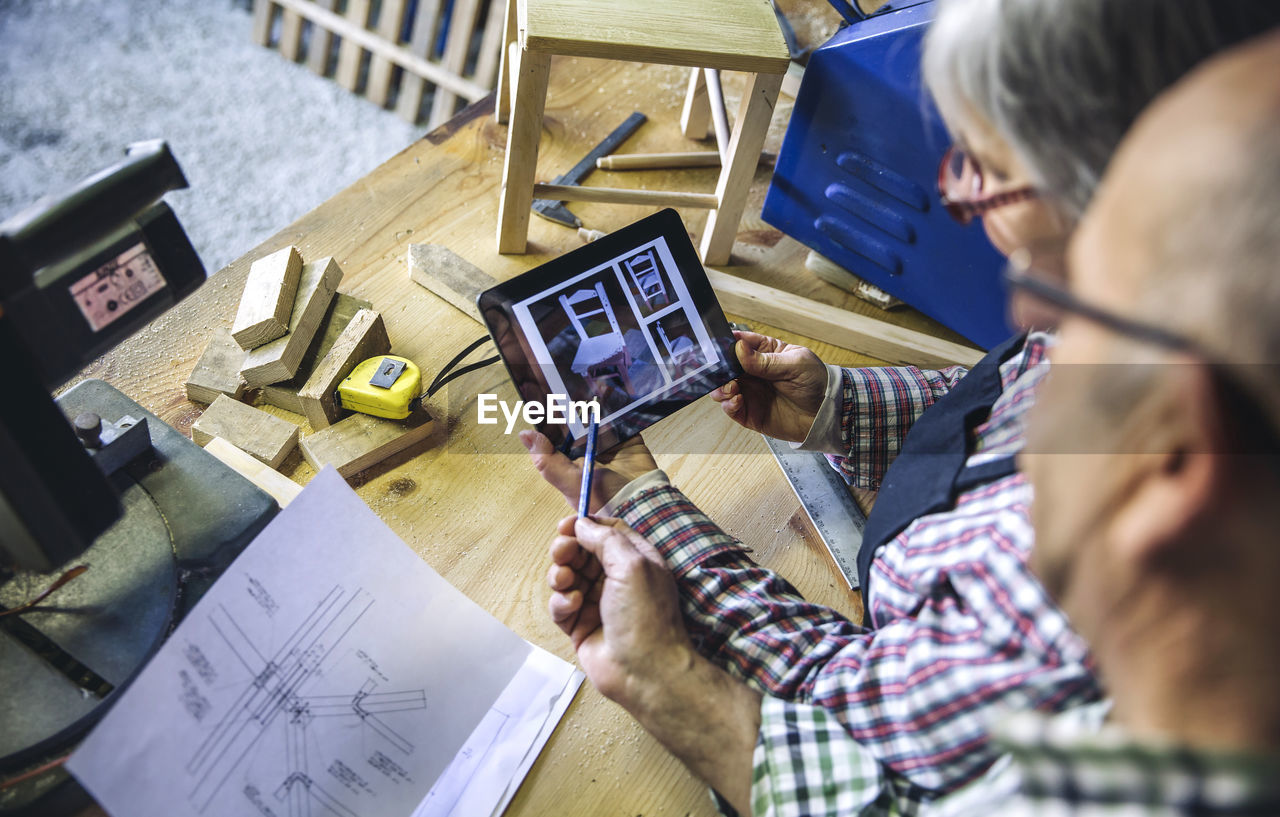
578, 416, 599, 518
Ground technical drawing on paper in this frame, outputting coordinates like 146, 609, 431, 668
186, 585, 427, 817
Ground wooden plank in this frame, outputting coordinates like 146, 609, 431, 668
530, 184, 718, 209
699, 71, 783, 265
186, 329, 247, 405
305, 0, 339, 75
523, 0, 791, 74
335, 0, 373, 91
780, 59, 804, 99
707, 269, 984, 368
231, 246, 303, 350
679, 67, 709, 140
596, 150, 776, 170
279, 6, 305, 61
704, 68, 731, 162
251, 0, 276, 46
203, 436, 303, 507
496, 49, 551, 253
393, 0, 443, 122
299, 408, 434, 478
297, 308, 390, 430
599, 151, 720, 170
473, 0, 507, 89
366, 0, 408, 106
494, 0, 516, 123
273, 0, 488, 102
427, 0, 481, 129
407, 243, 496, 323
192, 395, 300, 469
240, 257, 344, 387
259, 292, 372, 413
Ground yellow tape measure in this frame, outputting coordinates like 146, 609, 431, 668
337, 356, 422, 420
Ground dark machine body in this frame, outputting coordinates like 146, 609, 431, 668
0, 142, 277, 814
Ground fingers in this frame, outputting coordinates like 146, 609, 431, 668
736, 338, 783, 380
710, 379, 739, 402
550, 533, 596, 572
547, 562, 577, 592
733, 329, 774, 350
557, 514, 577, 537
711, 380, 747, 422
521, 430, 581, 506
572, 515, 646, 574
548, 588, 583, 632
719, 393, 745, 419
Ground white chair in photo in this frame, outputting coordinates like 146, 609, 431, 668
624, 250, 667, 309
657, 322, 698, 373
560, 283, 634, 395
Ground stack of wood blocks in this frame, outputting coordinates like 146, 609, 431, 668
186, 245, 435, 493
250, 0, 505, 128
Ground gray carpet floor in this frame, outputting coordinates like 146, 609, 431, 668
0, 0, 424, 275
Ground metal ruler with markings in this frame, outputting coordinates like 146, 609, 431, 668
764, 436, 867, 589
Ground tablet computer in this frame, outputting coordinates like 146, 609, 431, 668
477, 209, 742, 456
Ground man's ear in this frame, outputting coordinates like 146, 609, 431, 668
1108, 363, 1227, 567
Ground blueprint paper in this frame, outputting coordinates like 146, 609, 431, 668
68, 467, 573, 817
415, 648, 583, 817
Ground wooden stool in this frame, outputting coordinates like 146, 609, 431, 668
494, 0, 790, 265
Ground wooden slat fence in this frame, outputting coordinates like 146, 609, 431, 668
251, 0, 504, 128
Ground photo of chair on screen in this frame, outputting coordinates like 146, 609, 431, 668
514, 241, 717, 425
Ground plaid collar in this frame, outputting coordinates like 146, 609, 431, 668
996, 710, 1280, 815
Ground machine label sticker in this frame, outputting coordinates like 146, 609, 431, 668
70, 241, 167, 332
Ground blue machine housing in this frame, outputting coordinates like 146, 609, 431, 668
763, 0, 1012, 349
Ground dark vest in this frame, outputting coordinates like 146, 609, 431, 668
856, 333, 1028, 624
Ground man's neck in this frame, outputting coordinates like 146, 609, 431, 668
1097, 553, 1280, 752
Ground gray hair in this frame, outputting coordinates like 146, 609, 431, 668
922, 0, 1280, 221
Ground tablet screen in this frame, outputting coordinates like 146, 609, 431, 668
478, 210, 741, 456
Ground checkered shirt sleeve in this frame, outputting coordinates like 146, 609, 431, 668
615, 482, 870, 694
752, 696, 901, 817
826, 365, 968, 490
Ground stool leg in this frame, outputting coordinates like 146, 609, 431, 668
679, 67, 710, 140
700, 71, 783, 266
497, 49, 551, 254
495, 0, 518, 124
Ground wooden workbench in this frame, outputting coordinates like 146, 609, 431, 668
77, 28, 965, 816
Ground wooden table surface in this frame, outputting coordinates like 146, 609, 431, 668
76, 16, 962, 814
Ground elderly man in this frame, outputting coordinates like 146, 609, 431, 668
982, 29, 1280, 813
535, 28, 1280, 817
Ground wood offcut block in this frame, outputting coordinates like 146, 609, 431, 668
259, 292, 372, 414
706, 269, 983, 369
192, 395, 300, 469
240, 257, 344, 387
407, 243, 497, 323
186, 329, 247, 404
300, 408, 434, 479
231, 246, 303, 349
203, 436, 303, 507
297, 308, 390, 430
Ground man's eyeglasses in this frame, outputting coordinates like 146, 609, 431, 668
938, 145, 1039, 225
1005, 247, 1280, 456
1003, 248, 1199, 355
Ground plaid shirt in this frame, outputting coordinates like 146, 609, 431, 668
611, 334, 1102, 815
936, 708, 1280, 816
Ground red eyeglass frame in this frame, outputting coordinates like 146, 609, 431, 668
937, 145, 1039, 225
